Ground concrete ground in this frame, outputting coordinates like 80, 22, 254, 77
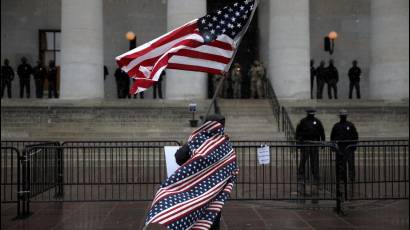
1, 200, 408, 230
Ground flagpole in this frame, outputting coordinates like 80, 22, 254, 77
203, 0, 259, 122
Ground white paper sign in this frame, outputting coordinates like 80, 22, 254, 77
164, 146, 181, 178
257, 145, 270, 165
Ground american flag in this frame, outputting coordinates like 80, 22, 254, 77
145, 121, 238, 229
116, 0, 258, 94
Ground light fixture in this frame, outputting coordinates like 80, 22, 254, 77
126, 31, 136, 41
324, 31, 338, 55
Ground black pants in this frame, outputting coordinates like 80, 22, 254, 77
298, 147, 320, 184
133, 92, 144, 99
316, 81, 325, 99
327, 83, 338, 99
349, 81, 361, 99
310, 77, 315, 99
20, 78, 30, 98
340, 149, 355, 182
1, 80, 12, 98
153, 82, 163, 99
48, 80, 58, 98
35, 78, 44, 98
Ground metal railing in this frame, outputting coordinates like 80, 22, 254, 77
281, 106, 296, 140
1, 147, 20, 203
266, 78, 281, 130
342, 143, 409, 201
2, 140, 408, 218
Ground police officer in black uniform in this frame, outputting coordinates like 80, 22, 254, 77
348, 60, 362, 99
47, 60, 59, 98
153, 71, 165, 99
296, 109, 325, 188
33, 60, 47, 98
17, 57, 33, 98
1, 59, 14, 98
316, 61, 326, 99
310, 59, 316, 99
326, 59, 339, 99
331, 110, 358, 184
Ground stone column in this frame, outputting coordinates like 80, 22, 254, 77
369, 0, 409, 100
166, 0, 207, 100
60, 0, 104, 99
268, 0, 310, 99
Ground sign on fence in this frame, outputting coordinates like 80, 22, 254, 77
257, 145, 270, 165
164, 146, 181, 177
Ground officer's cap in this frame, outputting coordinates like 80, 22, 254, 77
339, 110, 348, 117
305, 108, 316, 115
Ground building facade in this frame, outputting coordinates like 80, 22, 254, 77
1, 0, 409, 100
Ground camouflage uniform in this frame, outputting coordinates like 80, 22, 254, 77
249, 61, 265, 99
231, 64, 242, 99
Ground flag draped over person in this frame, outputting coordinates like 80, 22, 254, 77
116, 0, 258, 94
144, 121, 238, 229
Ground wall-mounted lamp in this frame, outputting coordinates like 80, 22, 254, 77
126, 31, 137, 50
324, 31, 338, 55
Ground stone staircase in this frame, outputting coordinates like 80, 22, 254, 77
218, 99, 285, 141
1, 99, 211, 142
282, 100, 409, 140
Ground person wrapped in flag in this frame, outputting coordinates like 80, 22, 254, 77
144, 114, 238, 230
116, 0, 258, 95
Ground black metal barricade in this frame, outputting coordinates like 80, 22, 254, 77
341, 143, 409, 201
4, 139, 408, 218
17, 142, 61, 218
1, 147, 21, 203
231, 143, 339, 204
23, 142, 180, 203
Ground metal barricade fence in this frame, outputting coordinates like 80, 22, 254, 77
231, 143, 339, 203
3, 140, 408, 218
1, 147, 21, 203
342, 143, 409, 201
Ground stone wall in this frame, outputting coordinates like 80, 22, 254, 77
310, 0, 371, 99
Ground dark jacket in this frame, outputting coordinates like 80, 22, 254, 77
33, 65, 47, 81
296, 116, 326, 142
17, 64, 32, 79
1, 65, 14, 82
348, 66, 361, 82
326, 65, 339, 84
316, 66, 326, 84
331, 120, 359, 151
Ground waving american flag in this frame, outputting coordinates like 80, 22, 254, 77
145, 121, 238, 229
116, 0, 258, 94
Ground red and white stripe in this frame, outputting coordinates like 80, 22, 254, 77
147, 177, 230, 226
116, 20, 235, 94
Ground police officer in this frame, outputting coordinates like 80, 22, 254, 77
231, 63, 242, 99
33, 60, 47, 98
348, 60, 362, 99
17, 57, 33, 98
315, 61, 326, 99
153, 71, 165, 99
310, 59, 316, 99
114, 67, 124, 98
295, 109, 325, 187
1, 59, 14, 99
326, 59, 339, 99
47, 60, 59, 98
331, 110, 358, 184
249, 60, 265, 99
